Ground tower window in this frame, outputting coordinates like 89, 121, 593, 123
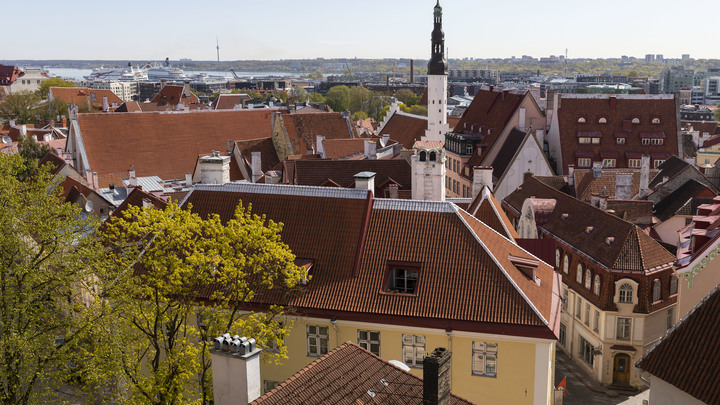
429, 151, 437, 161
419, 151, 427, 162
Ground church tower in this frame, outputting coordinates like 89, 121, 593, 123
423, 1, 450, 142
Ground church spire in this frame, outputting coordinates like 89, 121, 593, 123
428, 0, 448, 75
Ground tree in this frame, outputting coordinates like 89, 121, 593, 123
0, 91, 42, 124
35, 77, 75, 99
15, 137, 52, 180
715, 105, 720, 122
292, 85, 308, 102
324, 85, 351, 112
101, 202, 306, 404
308, 92, 325, 103
367, 95, 393, 121
352, 111, 369, 121
0, 153, 118, 405
394, 89, 420, 107
348, 86, 372, 113
408, 105, 428, 117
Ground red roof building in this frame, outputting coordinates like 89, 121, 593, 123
49, 87, 123, 112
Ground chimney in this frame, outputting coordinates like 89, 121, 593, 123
251, 151, 262, 183
210, 334, 262, 405
43, 133, 52, 142
199, 151, 231, 185
410, 59, 415, 83
388, 184, 399, 199
185, 173, 193, 187
129, 166, 137, 188
567, 164, 575, 186
160, 79, 167, 89
502, 89, 508, 100
226, 139, 234, 154
598, 194, 608, 211
354, 172, 376, 196
183, 81, 191, 98
20, 125, 27, 137
472, 166, 493, 199
518, 107, 526, 132
85, 170, 92, 188
316, 135, 326, 158
423, 347, 452, 405
87, 96, 92, 112
592, 161, 603, 178
102, 96, 109, 112
639, 155, 650, 197
382, 134, 390, 147
92, 171, 99, 191
615, 173, 633, 200
364, 139, 377, 160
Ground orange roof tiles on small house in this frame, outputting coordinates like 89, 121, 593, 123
275, 112, 357, 157
0, 65, 24, 86
376, 111, 428, 149
151, 84, 200, 108
49, 87, 123, 112
66, 109, 276, 187
211, 93, 250, 110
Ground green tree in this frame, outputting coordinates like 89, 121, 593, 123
715, 105, 720, 122
101, 202, 306, 405
292, 85, 308, 102
395, 89, 420, 107
0, 153, 118, 405
347, 86, 372, 113
324, 85, 351, 112
309, 92, 325, 103
15, 138, 52, 180
352, 111, 369, 121
0, 91, 42, 124
368, 95, 393, 121
35, 77, 75, 99
408, 105, 428, 116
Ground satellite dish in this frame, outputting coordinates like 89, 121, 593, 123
388, 360, 411, 372
84, 200, 94, 213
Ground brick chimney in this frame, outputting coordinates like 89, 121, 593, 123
354, 172, 376, 196
210, 334, 262, 405
423, 347, 452, 405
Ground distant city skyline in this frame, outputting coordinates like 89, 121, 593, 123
7, 0, 718, 61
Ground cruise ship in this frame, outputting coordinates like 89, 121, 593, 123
86, 63, 148, 81
146, 58, 187, 81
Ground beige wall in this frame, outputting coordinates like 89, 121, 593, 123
648, 376, 706, 405
677, 242, 720, 317
654, 216, 686, 245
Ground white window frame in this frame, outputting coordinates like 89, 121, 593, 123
579, 137, 591, 144
616, 317, 631, 340
389, 268, 418, 294
591, 137, 601, 144
641, 138, 650, 145
654, 159, 665, 168
578, 158, 591, 167
306, 325, 329, 357
651, 138, 664, 145
628, 159, 640, 168
472, 342, 498, 377
358, 330, 380, 356
585, 269, 592, 289
619, 283, 633, 304
402, 334, 425, 368
594, 275, 601, 296
576, 264, 583, 284
616, 137, 626, 145
602, 159, 616, 168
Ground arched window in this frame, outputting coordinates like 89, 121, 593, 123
652, 117, 661, 124
632, 117, 640, 124
594, 275, 601, 296
585, 269, 592, 289
563, 256, 569, 275
555, 249, 561, 269
619, 283, 633, 304
670, 275, 678, 296
419, 151, 427, 162
577, 117, 586, 123
653, 280, 661, 302
598, 117, 607, 124
576, 264, 583, 284
429, 151, 437, 161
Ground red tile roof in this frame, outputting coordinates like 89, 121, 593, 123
280, 112, 357, 155
573, 168, 658, 201
73, 109, 275, 187
211, 93, 250, 110
285, 159, 412, 195
377, 112, 428, 149
0, 65, 24, 86
253, 342, 473, 405
151, 85, 199, 107
557, 94, 678, 174
50, 87, 123, 110
233, 138, 280, 177
322, 138, 367, 159
181, 184, 557, 338
636, 284, 720, 404
466, 186, 519, 240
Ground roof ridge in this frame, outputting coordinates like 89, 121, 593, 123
192, 183, 370, 200
373, 198, 456, 213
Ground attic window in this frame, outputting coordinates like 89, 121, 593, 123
577, 117, 586, 124
561, 213, 569, 221
585, 226, 594, 234
295, 258, 314, 285
605, 236, 615, 246
385, 262, 421, 295
652, 117, 661, 124
632, 118, 640, 124
508, 255, 539, 282
598, 117, 607, 124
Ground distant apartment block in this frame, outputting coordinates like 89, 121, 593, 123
660, 66, 694, 94
448, 69, 499, 83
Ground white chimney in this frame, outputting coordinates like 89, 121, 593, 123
129, 166, 137, 187
85, 170, 92, 188
388, 184, 399, 199
381, 134, 390, 147
519, 107, 526, 132
251, 151, 262, 183
364, 139, 377, 160
316, 135, 326, 159
20, 125, 27, 137
567, 164, 575, 186
615, 173, 633, 200
31, 135, 37, 142
185, 173, 193, 187
200, 151, 231, 185
43, 133, 52, 142
472, 166, 493, 199
92, 171, 99, 191
639, 155, 650, 197
210, 334, 262, 405
183, 81, 191, 98
102, 96, 109, 112
354, 172, 376, 196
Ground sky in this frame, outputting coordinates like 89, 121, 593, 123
6, 0, 718, 61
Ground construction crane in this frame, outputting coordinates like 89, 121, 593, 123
230, 69, 240, 80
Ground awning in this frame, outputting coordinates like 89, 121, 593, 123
574, 150, 594, 158
600, 151, 619, 159
577, 131, 603, 138
639, 131, 666, 139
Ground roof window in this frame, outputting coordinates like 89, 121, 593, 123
605, 236, 615, 246
509, 255, 539, 283
585, 226, 594, 234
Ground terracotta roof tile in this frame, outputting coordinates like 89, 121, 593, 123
0, 65, 24, 86
151, 85, 199, 107
281, 112, 357, 155
75, 109, 275, 187
573, 168, 658, 201
653, 180, 716, 221
234, 138, 280, 177
50, 87, 123, 110
253, 342, 473, 405
636, 284, 720, 404
287, 159, 411, 195
466, 186, 519, 240
321, 138, 366, 159
211, 93, 250, 110
377, 112, 428, 149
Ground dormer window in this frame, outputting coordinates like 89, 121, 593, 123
576, 264, 583, 284
509, 255, 539, 282
631, 118, 640, 124
605, 237, 615, 246
594, 275, 601, 295
619, 283, 633, 304
598, 117, 607, 124
577, 117, 586, 124
584, 269, 592, 289
429, 151, 437, 161
584, 226, 594, 234
385, 262, 421, 295
652, 117, 661, 124
562, 255, 569, 275
561, 213, 569, 220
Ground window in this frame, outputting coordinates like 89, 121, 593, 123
559, 323, 566, 347
670, 275, 678, 296
652, 280, 661, 302
593, 310, 600, 332
591, 137, 601, 145
594, 275, 601, 296
653, 160, 665, 168
556, 249, 561, 268
619, 283, 633, 304
577, 117, 586, 123
578, 336, 594, 367
466, 144, 473, 155
472, 342, 498, 377
598, 117, 607, 124
429, 151, 437, 161
666, 308, 674, 330
576, 297, 582, 319
576, 264, 583, 284
263, 380, 281, 394
420, 151, 427, 161
616, 137, 626, 145
616, 317, 631, 340
563, 255, 569, 275
651, 138, 664, 145
585, 269, 592, 289
578, 158, 591, 167
388, 267, 418, 294
562, 288, 568, 310
652, 117, 661, 124
641, 138, 650, 145
584, 303, 590, 326
306, 325, 329, 357
602, 159, 616, 168
628, 159, 640, 168
632, 118, 640, 124
579, 137, 591, 144
402, 334, 425, 368
358, 330, 380, 356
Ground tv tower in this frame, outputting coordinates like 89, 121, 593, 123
216, 37, 220, 63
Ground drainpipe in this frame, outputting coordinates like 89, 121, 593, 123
331, 318, 340, 348
446, 328, 453, 391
